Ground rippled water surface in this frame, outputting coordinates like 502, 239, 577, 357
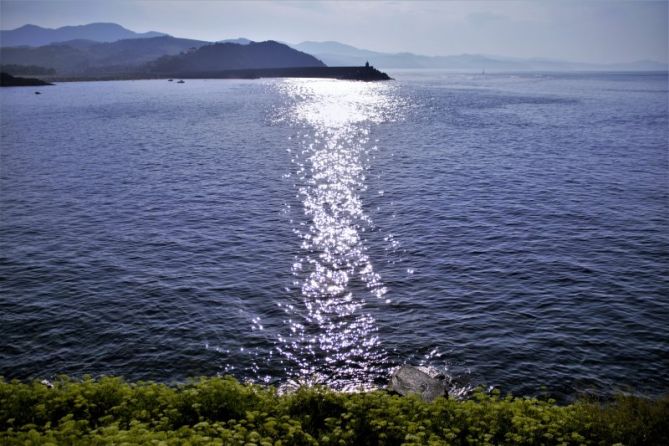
1, 72, 667, 400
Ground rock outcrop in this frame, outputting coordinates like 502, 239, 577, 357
389, 365, 448, 402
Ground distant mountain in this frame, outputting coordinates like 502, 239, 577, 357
596, 60, 669, 71
54, 39, 100, 50
0, 38, 326, 77
87, 36, 208, 68
292, 41, 522, 69
0, 44, 90, 74
293, 41, 379, 64
219, 38, 253, 45
149, 41, 325, 74
0, 23, 166, 47
292, 41, 668, 71
0, 63, 55, 76
0, 36, 209, 75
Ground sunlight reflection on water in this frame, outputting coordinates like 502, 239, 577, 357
275, 79, 401, 390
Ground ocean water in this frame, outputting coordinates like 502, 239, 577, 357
1, 71, 667, 401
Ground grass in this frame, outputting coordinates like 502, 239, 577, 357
1, 375, 667, 445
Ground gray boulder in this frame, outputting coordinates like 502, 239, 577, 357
389, 365, 448, 402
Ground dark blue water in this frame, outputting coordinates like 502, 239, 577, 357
1, 72, 667, 400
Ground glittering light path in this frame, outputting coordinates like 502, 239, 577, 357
276, 80, 399, 390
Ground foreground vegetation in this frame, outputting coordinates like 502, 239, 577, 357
1, 376, 667, 445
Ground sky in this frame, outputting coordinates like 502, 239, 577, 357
1, 0, 667, 64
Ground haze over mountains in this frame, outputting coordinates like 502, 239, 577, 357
292, 41, 668, 72
0, 22, 666, 75
0, 36, 210, 75
0, 37, 325, 77
0, 23, 165, 47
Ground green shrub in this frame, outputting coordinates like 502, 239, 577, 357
1, 376, 667, 445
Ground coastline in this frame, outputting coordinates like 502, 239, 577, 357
29, 65, 392, 83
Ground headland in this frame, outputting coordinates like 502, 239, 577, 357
0, 72, 53, 87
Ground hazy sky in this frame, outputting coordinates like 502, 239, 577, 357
1, 0, 667, 63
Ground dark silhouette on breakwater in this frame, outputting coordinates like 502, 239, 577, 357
0, 72, 53, 86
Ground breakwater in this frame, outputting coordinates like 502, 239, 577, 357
170, 65, 392, 81
45, 65, 392, 82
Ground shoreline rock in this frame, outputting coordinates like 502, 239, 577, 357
389, 365, 449, 402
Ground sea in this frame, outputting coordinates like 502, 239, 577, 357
1, 70, 667, 402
